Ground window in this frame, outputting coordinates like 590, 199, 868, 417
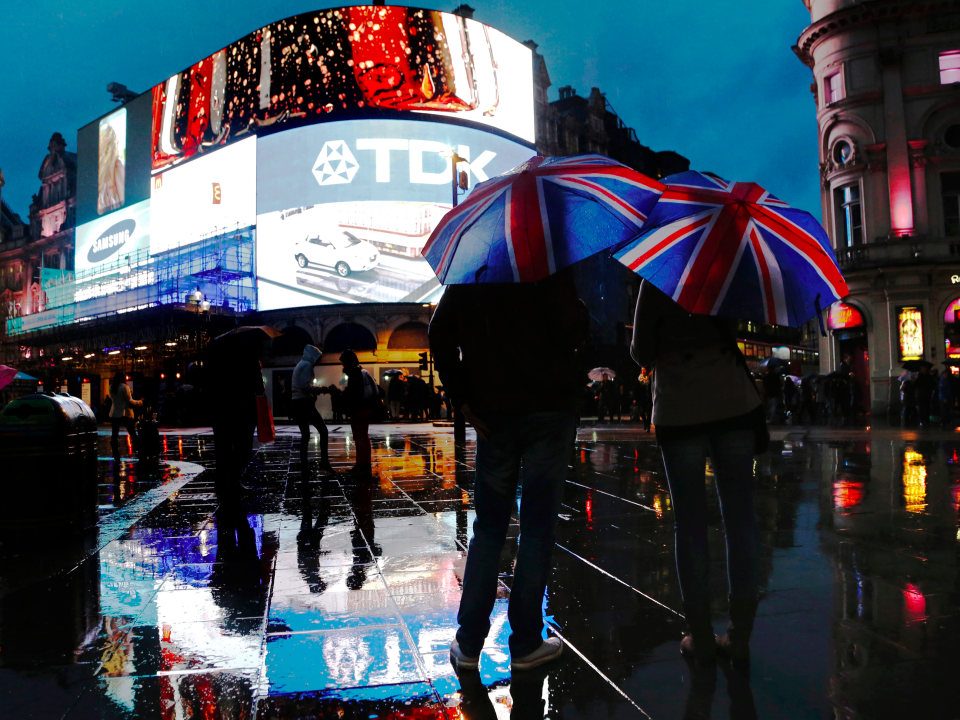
825, 72, 843, 104
943, 172, 960, 237
940, 51, 960, 84
833, 140, 853, 165
835, 184, 863, 247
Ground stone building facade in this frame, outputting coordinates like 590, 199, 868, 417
0, 133, 76, 348
794, 0, 960, 417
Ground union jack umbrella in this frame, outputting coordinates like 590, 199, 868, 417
422, 154, 665, 284
612, 171, 849, 327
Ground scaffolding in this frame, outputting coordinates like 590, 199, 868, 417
6, 226, 257, 336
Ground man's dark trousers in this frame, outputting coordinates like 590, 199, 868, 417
455, 410, 577, 658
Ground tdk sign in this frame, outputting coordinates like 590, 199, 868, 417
313, 138, 496, 188
88, 219, 136, 263
258, 118, 537, 214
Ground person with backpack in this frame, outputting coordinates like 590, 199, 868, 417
631, 280, 763, 667
340, 350, 379, 476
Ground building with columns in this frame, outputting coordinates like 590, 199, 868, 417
794, 0, 960, 417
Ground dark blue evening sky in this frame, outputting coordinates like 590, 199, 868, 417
1, 0, 817, 219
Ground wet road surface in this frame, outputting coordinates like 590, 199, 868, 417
1, 423, 959, 719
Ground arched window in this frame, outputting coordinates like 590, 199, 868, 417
271, 326, 314, 356
323, 322, 377, 353
387, 322, 429, 350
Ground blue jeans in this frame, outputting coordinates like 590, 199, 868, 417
658, 428, 760, 605
456, 410, 577, 658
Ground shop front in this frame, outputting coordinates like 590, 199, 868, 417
828, 301, 870, 413
945, 298, 960, 374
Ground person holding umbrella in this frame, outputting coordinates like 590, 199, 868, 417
108, 370, 142, 459
616, 170, 851, 666
204, 326, 277, 499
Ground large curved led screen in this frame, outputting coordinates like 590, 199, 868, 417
150, 5, 533, 172
42, 5, 536, 335
256, 118, 535, 309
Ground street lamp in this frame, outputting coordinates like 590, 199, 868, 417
438, 149, 469, 208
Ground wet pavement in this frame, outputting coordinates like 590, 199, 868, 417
1, 423, 960, 719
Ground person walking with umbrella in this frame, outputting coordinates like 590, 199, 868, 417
204, 326, 277, 499
615, 170, 850, 666
291, 344, 335, 475
914, 363, 936, 428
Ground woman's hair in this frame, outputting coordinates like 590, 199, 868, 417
110, 370, 126, 392
339, 349, 359, 368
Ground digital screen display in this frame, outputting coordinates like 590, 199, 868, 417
75, 199, 152, 274
98, 108, 127, 215
898, 306, 924, 361
827, 301, 864, 330
255, 118, 535, 310
150, 137, 257, 254
149, 5, 533, 173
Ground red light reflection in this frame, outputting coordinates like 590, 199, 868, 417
833, 480, 864, 509
904, 583, 926, 621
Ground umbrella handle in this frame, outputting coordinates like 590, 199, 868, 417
814, 294, 826, 338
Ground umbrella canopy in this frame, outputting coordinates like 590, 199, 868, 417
758, 357, 789, 369
383, 369, 404, 378
902, 359, 934, 372
216, 325, 283, 341
588, 367, 617, 382
423, 154, 664, 285
613, 171, 849, 327
0, 365, 18, 390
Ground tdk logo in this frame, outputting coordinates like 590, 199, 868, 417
313, 141, 359, 186
88, 219, 136, 263
312, 138, 496, 188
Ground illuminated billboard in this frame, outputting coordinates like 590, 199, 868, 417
98, 108, 127, 215
255, 118, 536, 310
75, 199, 152, 275
151, 137, 257, 254
149, 6, 533, 172
898, 306, 924, 361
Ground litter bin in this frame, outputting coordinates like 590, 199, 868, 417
0, 393, 99, 539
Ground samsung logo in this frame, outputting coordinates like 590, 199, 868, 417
88, 219, 136, 263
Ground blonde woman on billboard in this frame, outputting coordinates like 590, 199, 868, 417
98, 123, 125, 215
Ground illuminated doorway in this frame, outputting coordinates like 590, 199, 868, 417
945, 298, 960, 375
828, 302, 870, 414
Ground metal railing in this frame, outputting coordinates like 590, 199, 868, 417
835, 236, 960, 271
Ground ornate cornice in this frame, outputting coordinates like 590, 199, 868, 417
793, 0, 960, 68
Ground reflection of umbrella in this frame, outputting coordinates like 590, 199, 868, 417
0, 366, 18, 390
758, 357, 789, 369
588, 367, 617, 382
901, 360, 934, 372
613, 171, 849, 327
423, 154, 664, 285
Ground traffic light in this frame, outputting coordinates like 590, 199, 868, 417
419, 352, 429, 371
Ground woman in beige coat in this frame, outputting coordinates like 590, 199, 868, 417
631, 280, 763, 666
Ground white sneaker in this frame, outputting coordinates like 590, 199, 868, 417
511, 637, 564, 670
449, 639, 480, 671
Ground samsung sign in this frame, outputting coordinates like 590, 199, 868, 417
75, 199, 151, 273
256, 119, 536, 215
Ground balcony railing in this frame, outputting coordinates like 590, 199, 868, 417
835, 236, 960, 271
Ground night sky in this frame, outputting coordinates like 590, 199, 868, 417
1, 0, 817, 219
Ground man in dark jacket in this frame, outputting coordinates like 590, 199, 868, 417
915, 365, 937, 428
429, 269, 588, 672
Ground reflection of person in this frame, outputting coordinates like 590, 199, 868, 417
631, 280, 762, 665
291, 345, 335, 474
430, 269, 588, 671
297, 477, 331, 594
108, 370, 142, 460
205, 333, 265, 499
340, 350, 378, 476
97, 122, 125, 214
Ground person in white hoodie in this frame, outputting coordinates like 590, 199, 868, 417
292, 344, 335, 474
